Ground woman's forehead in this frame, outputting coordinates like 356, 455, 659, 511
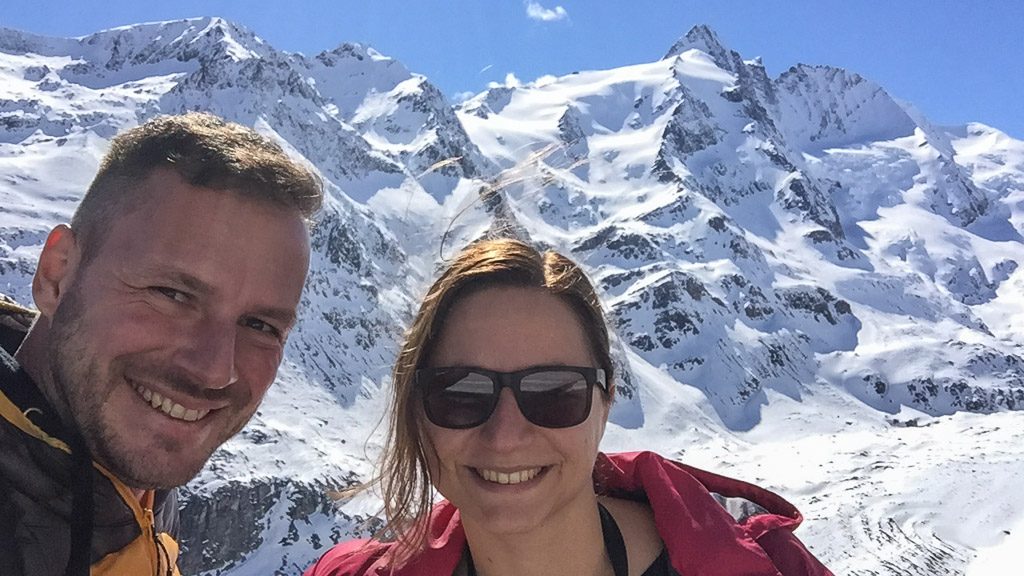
429, 286, 595, 370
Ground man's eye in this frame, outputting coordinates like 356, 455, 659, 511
153, 287, 188, 303
243, 317, 282, 338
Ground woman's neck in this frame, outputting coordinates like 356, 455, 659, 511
460, 496, 614, 576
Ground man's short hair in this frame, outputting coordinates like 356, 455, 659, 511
71, 112, 323, 259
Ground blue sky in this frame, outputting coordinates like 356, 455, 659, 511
2, 1, 1021, 138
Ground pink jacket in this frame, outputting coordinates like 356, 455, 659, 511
305, 451, 833, 575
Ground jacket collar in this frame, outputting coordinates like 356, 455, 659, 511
309, 451, 804, 576
0, 345, 68, 441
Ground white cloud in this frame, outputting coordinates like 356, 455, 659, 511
525, 1, 568, 22
488, 72, 522, 89
534, 74, 558, 87
479, 64, 494, 74
453, 91, 476, 103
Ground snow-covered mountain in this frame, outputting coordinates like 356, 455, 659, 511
2, 18, 1022, 575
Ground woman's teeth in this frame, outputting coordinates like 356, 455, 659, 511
477, 467, 543, 485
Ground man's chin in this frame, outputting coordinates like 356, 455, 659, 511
86, 403, 252, 490
115, 459, 209, 491
92, 440, 214, 491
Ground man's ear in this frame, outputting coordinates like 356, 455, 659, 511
33, 225, 80, 317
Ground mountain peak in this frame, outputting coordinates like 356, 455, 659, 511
320, 41, 394, 65
76, 17, 271, 63
206, 15, 230, 29
774, 62, 921, 151
664, 24, 728, 60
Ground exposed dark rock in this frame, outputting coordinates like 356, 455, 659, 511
902, 376, 1024, 413
863, 374, 889, 396
806, 230, 834, 244
653, 272, 711, 305
573, 226, 662, 261
776, 177, 845, 239
707, 215, 727, 232
638, 191, 695, 226
629, 333, 656, 352
720, 274, 774, 320
778, 286, 851, 325
601, 267, 658, 291
178, 477, 357, 575
655, 309, 701, 344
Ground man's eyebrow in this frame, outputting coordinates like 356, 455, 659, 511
181, 276, 299, 327
249, 307, 298, 328
142, 269, 297, 326
136, 268, 215, 295
173, 272, 215, 296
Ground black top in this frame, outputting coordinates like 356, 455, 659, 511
601, 503, 678, 576
639, 550, 675, 576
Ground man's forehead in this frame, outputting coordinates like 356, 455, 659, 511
114, 174, 308, 238
131, 169, 285, 209
93, 176, 309, 286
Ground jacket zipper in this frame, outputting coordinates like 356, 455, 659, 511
144, 507, 173, 576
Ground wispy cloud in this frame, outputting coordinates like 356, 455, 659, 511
525, 1, 568, 22
479, 64, 494, 74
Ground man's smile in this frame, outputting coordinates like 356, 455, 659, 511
132, 381, 212, 422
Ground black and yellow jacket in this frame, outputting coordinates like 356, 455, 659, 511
0, 296, 181, 575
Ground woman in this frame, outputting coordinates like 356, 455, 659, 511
306, 238, 832, 576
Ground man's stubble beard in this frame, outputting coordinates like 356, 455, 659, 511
46, 286, 236, 490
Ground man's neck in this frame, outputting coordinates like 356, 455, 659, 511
14, 324, 58, 406
14, 324, 83, 431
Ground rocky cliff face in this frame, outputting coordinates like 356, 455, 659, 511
1, 18, 1022, 575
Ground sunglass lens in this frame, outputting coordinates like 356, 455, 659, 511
424, 370, 498, 428
518, 370, 591, 428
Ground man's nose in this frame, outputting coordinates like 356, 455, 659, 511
174, 320, 239, 389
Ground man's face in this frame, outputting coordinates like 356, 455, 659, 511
44, 169, 310, 489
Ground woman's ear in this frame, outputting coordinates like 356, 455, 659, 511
33, 225, 80, 317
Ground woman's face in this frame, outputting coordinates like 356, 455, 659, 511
421, 285, 609, 536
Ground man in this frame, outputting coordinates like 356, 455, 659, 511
0, 112, 323, 575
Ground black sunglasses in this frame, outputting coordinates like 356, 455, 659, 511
416, 365, 607, 429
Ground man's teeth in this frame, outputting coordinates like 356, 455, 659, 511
134, 384, 210, 422
478, 467, 543, 485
